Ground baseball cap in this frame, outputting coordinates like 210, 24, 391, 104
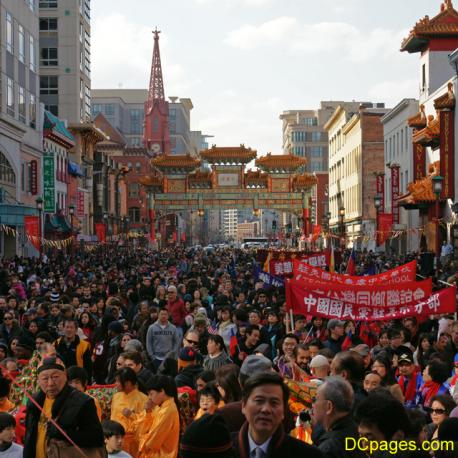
327, 319, 345, 331
350, 344, 370, 357
240, 355, 272, 376
398, 352, 414, 364
310, 355, 330, 369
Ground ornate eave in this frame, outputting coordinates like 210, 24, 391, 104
412, 113, 441, 147
255, 153, 306, 173
292, 173, 318, 191
200, 144, 257, 165
408, 105, 427, 129
187, 169, 213, 189
68, 123, 107, 144
244, 170, 268, 189
401, 0, 458, 53
139, 174, 163, 190
152, 154, 201, 172
434, 82, 456, 110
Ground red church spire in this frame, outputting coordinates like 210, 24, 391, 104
144, 28, 170, 154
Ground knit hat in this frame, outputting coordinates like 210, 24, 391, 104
37, 355, 66, 374
181, 414, 235, 457
108, 321, 123, 334
178, 346, 197, 371
240, 355, 272, 376
193, 314, 207, 327
183, 294, 192, 302
124, 339, 143, 353
50, 292, 60, 302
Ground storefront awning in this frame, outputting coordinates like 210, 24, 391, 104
68, 161, 84, 177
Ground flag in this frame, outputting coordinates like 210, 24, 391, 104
208, 323, 218, 335
329, 244, 335, 274
229, 328, 238, 358
341, 331, 353, 351
263, 251, 272, 273
346, 248, 356, 275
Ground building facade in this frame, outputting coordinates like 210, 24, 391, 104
381, 99, 420, 253
325, 103, 388, 250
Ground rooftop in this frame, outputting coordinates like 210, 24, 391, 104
255, 153, 306, 171
152, 154, 201, 169
200, 145, 257, 163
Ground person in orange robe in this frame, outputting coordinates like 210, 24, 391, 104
110, 367, 147, 458
0, 377, 14, 412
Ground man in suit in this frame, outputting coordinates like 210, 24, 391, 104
233, 372, 322, 458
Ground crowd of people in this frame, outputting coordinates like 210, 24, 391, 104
0, 245, 456, 457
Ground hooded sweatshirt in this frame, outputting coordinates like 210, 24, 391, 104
146, 321, 179, 361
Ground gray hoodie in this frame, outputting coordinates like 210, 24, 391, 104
146, 320, 179, 361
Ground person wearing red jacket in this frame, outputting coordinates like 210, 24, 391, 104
166, 286, 186, 330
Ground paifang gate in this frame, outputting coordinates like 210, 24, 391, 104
138, 145, 317, 239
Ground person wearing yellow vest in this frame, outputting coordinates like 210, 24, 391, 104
55, 318, 92, 381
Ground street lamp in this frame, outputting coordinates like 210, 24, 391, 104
252, 208, 260, 217
68, 203, 75, 257
432, 175, 443, 274
35, 197, 43, 257
338, 206, 345, 249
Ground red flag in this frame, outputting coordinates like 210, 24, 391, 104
229, 329, 238, 357
24, 216, 40, 251
346, 248, 356, 275
341, 332, 353, 351
95, 223, 106, 243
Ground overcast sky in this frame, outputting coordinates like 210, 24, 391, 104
92, 0, 439, 154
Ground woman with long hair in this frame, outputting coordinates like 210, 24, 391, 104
372, 352, 404, 403
203, 334, 232, 372
414, 333, 433, 370
424, 394, 456, 440
126, 375, 180, 458
78, 311, 97, 342
215, 364, 242, 404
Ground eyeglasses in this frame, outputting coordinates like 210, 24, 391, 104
429, 408, 446, 415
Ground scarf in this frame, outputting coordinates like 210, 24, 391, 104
398, 371, 419, 401
421, 381, 441, 408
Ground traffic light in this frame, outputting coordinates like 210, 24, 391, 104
272, 220, 277, 230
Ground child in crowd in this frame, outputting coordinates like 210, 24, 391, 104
103, 420, 132, 458
0, 412, 22, 457
194, 382, 223, 420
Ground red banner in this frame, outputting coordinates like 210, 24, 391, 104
77, 190, 85, 217
391, 164, 400, 225
149, 209, 155, 242
377, 212, 393, 246
286, 280, 455, 321
440, 110, 455, 200
312, 225, 321, 241
271, 252, 327, 277
376, 173, 385, 212
30, 160, 38, 195
95, 223, 106, 243
413, 143, 426, 181
293, 259, 416, 286
24, 216, 40, 251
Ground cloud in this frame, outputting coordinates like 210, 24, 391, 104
226, 17, 406, 62
367, 78, 419, 107
195, 0, 274, 5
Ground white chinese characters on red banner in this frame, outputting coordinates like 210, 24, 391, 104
271, 253, 327, 277
286, 281, 456, 321
292, 260, 417, 286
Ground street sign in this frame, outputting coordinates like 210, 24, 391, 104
43, 154, 55, 213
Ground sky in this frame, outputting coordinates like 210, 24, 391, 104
92, 0, 440, 154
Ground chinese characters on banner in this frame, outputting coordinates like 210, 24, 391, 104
391, 164, 400, 225
30, 160, 38, 195
413, 143, 426, 181
24, 216, 40, 251
286, 280, 455, 321
43, 154, 55, 213
271, 252, 327, 277
440, 110, 455, 200
77, 190, 85, 217
94, 223, 106, 243
293, 259, 417, 286
254, 267, 285, 288
376, 173, 385, 211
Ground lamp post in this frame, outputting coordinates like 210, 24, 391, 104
68, 203, 75, 258
374, 194, 382, 250
338, 206, 345, 249
35, 197, 43, 257
432, 175, 443, 274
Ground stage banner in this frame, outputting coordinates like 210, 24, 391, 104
376, 173, 385, 211
377, 213, 393, 246
24, 216, 40, 251
254, 266, 285, 288
440, 110, 455, 200
271, 252, 327, 277
95, 223, 106, 243
293, 259, 416, 286
286, 280, 455, 321
413, 143, 426, 181
391, 164, 400, 225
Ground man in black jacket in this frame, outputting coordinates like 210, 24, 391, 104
23, 356, 104, 458
233, 372, 322, 458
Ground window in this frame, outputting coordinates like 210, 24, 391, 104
292, 131, 306, 143
422, 64, 426, 91
292, 146, 304, 156
39, 0, 58, 7
129, 207, 140, 223
7, 78, 14, 116
29, 36, 36, 71
92, 104, 102, 115
83, 0, 91, 21
84, 53, 91, 77
129, 183, 139, 198
153, 117, 159, 132
21, 163, 25, 191
135, 162, 141, 173
311, 132, 322, 142
84, 85, 91, 119
40, 47, 58, 66
79, 23, 83, 43
30, 94, 36, 128
0, 152, 16, 185
19, 25, 25, 63
130, 109, 142, 134
27, 0, 35, 12
40, 76, 58, 94
311, 146, 323, 157
302, 117, 317, 126
19, 87, 26, 123
104, 104, 114, 116
39, 18, 58, 31
45, 104, 58, 116
130, 137, 142, 147
6, 12, 13, 53
311, 161, 323, 172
